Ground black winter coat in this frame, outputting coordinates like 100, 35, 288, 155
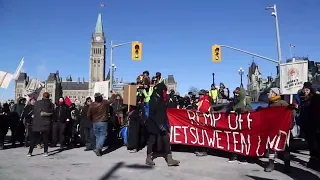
80, 105, 92, 128
32, 98, 54, 132
21, 104, 34, 125
54, 104, 70, 122
146, 94, 170, 135
300, 94, 320, 130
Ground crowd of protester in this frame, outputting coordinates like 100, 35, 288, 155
0, 70, 320, 173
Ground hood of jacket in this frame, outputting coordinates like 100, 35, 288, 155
17, 97, 26, 104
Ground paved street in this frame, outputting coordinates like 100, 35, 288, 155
0, 145, 319, 180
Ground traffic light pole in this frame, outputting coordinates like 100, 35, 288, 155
109, 40, 136, 91
220, 45, 280, 64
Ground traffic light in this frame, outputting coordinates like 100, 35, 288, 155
132, 42, 142, 60
212, 45, 221, 62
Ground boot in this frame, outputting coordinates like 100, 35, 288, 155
166, 154, 180, 166
283, 152, 291, 173
284, 160, 291, 173
94, 148, 102, 156
196, 151, 208, 157
145, 153, 155, 166
264, 159, 275, 172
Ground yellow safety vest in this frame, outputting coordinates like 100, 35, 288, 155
209, 89, 218, 102
142, 87, 154, 102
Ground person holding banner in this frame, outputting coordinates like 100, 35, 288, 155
260, 87, 295, 173
226, 87, 252, 163
145, 82, 180, 166
194, 89, 211, 157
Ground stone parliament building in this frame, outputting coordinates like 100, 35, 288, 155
14, 13, 177, 104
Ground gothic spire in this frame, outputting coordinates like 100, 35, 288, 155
95, 13, 103, 34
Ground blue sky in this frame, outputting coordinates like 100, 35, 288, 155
1, 0, 320, 99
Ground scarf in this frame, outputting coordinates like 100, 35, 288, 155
269, 95, 281, 103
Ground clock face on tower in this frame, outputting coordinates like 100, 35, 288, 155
95, 36, 101, 41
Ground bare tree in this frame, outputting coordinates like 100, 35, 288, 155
188, 86, 199, 95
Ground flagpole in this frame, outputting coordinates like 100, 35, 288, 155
290, 46, 293, 58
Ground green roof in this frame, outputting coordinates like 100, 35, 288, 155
95, 13, 103, 34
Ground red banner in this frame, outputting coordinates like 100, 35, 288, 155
167, 107, 292, 157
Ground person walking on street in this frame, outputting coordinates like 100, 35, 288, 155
145, 82, 180, 166
80, 97, 95, 151
27, 92, 54, 157
21, 97, 36, 147
87, 93, 113, 156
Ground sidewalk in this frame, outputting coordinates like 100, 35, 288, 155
0, 146, 319, 180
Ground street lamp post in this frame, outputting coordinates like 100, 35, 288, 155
212, 73, 215, 86
238, 67, 244, 88
109, 40, 135, 92
265, 4, 282, 65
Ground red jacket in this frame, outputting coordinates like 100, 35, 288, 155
198, 95, 211, 113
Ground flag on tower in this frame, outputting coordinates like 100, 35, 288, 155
290, 44, 295, 48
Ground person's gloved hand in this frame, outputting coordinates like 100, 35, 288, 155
287, 104, 296, 110
159, 124, 167, 132
255, 106, 263, 111
235, 108, 242, 114
226, 108, 232, 116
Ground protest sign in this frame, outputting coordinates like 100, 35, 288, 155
167, 107, 292, 156
280, 61, 308, 94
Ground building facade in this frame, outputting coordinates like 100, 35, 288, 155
165, 75, 178, 93
15, 13, 106, 103
247, 62, 272, 102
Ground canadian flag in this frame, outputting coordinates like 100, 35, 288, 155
290, 44, 295, 48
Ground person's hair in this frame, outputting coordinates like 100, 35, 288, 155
95, 96, 103, 102
43, 92, 50, 98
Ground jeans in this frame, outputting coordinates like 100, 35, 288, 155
83, 127, 95, 149
93, 122, 107, 149
144, 102, 150, 118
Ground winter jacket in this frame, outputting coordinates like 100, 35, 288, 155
198, 95, 211, 113
80, 105, 92, 128
21, 104, 34, 126
11, 97, 26, 121
112, 99, 125, 114
87, 100, 112, 123
53, 104, 70, 122
232, 88, 252, 111
147, 93, 170, 135
32, 98, 54, 132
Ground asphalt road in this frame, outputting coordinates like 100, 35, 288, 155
0, 145, 319, 180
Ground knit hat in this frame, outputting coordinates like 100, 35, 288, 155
303, 82, 312, 89
270, 88, 281, 95
94, 93, 103, 98
29, 96, 35, 101
198, 89, 206, 95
